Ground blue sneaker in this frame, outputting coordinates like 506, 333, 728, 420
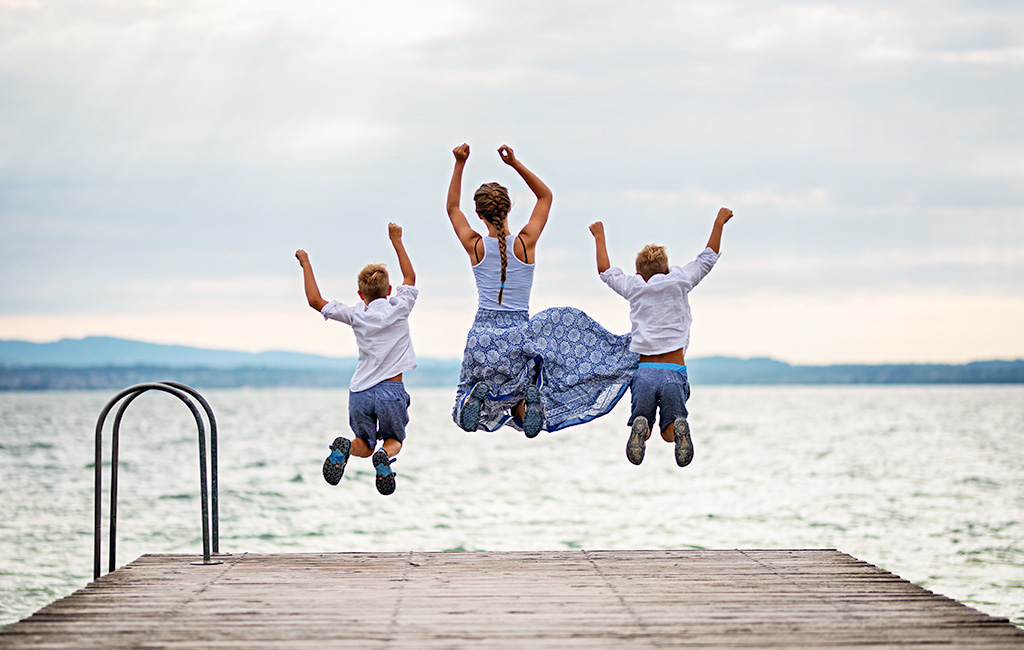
322, 437, 351, 485
522, 384, 544, 439
626, 417, 649, 466
458, 382, 489, 432
372, 449, 396, 495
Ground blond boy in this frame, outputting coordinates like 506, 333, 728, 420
295, 223, 417, 495
590, 207, 733, 466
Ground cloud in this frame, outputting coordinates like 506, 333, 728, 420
624, 187, 832, 213
1, 0, 1023, 363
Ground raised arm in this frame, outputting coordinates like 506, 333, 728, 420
705, 207, 734, 254
589, 221, 611, 274
295, 249, 328, 311
388, 222, 415, 286
446, 143, 482, 260
499, 145, 552, 251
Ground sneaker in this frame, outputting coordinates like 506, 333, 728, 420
522, 384, 544, 439
627, 416, 649, 465
322, 437, 351, 485
458, 382, 489, 432
372, 449, 396, 495
674, 417, 693, 467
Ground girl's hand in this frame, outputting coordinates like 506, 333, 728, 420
295, 249, 310, 265
589, 221, 605, 238
716, 207, 734, 224
498, 144, 516, 166
388, 222, 403, 240
453, 143, 470, 162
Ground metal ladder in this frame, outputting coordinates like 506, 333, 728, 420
93, 381, 223, 579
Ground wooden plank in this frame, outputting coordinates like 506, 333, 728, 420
1, 550, 1021, 649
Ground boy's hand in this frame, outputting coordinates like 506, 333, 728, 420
388, 222, 403, 241
453, 143, 470, 162
589, 221, 605, 238
498, 144, 517, 166
295, 249, 310, 266
716, 207, 734, 224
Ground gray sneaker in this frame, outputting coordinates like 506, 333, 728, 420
522, 384, 544, 439
674, 417, 693, 467
458, 382, 489, 432
627, 416, 649, 465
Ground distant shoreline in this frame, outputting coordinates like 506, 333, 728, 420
2, 358, 1023, 391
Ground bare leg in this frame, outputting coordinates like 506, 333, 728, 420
381, 439, 403, 458
660, 421, 675, 443
350, 438, 374, 458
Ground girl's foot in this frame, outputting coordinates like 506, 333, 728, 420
322, 437, 351, 485
674, 417, 693, 467
522, 385, 544, 438
459, 382, 489, 432
626, 417, 649, 465
372, 449, 396, 495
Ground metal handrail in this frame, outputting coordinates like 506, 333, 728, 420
93, 382, 222, 579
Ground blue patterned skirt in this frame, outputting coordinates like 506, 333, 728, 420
452, 307, 638, 432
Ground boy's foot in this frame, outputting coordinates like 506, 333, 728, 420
522, 384, 544, 438
674, 417, 694, 467
322, 437, 351, 485
627, 417, 649, 465
372, 449, 396, 495
458, 382, 488, 432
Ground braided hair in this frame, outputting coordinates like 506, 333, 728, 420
474, 182, 512, 305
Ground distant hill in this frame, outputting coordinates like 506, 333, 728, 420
1, 337, 1022, 390
686, 356, 1024, 385
0, 336, 347, 370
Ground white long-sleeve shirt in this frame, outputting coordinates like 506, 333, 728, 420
600, 247, 719, 355
321, 285, 418, 392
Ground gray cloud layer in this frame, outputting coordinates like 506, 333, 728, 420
2, 0, 1022, 360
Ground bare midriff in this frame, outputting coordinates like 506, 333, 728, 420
638, 348, 686, 366
386, 373, 403, 382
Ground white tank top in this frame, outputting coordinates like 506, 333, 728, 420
472, 235, 535, 311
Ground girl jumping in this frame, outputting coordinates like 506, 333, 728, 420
446, 143, 637, 437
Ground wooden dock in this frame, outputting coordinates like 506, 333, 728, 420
2, 549, 1022, 648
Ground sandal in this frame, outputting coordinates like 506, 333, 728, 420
322, 437, 351, 485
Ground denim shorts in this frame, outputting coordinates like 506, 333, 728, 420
628, 364, 690, 431
348, 380, 410, 447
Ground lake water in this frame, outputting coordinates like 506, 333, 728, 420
1, 385, 1022, 628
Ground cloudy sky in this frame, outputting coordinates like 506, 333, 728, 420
2, 0, 1022, 364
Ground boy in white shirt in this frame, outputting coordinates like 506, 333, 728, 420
590, 207, 733, 467
295, 223, 418, 495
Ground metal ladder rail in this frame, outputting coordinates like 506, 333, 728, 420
94, 382, 221, 579
160, 381, 220, 554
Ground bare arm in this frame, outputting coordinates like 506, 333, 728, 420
388, 223, 415, 286
295, 250, 328, 311
705, 207, 734, 254
500, 145, 552, 253
446, 143, 482, 260
589, 221, 611, 274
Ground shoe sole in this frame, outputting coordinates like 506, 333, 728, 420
627, 417, 648, 465
322, 437, 351, 486
522, 384, 544, 438
373, 449, 396, 496
459, 382, 489, 432
674, 417, 693, 467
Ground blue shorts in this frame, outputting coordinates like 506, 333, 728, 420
348, 380, 410, 447
628, 364, 690, 431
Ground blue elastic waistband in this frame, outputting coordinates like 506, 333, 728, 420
638, 362, 687, 373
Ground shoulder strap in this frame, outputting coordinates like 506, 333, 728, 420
474, 237, 482, 264
517, 234, 529, 264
